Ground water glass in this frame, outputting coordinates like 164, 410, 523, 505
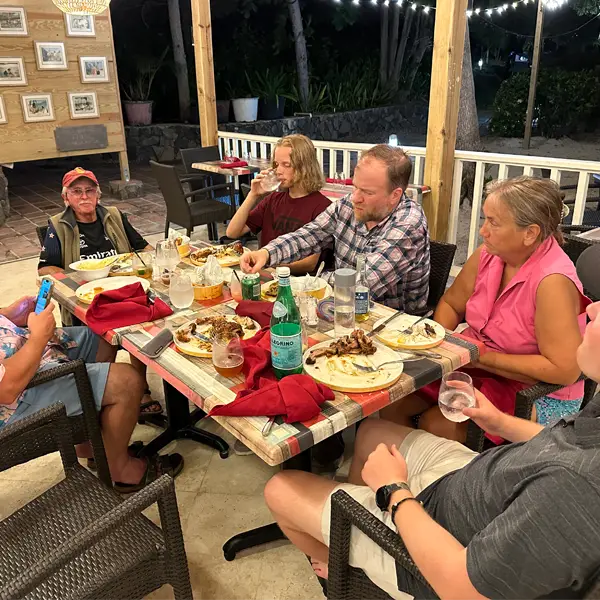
230, 280, 243, 303
438, 372, 476, 423
212, 333, 244, 378
261, 169, 280, 192
169, 273, 194, 309
156, 240, 180, 277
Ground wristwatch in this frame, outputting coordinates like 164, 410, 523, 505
375, 482, 411, 512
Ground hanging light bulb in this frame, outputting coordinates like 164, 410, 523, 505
478, 58, 484, 68
512, 1, 518, 6
475, 7, 481, 12
371, 0, 378, 4
411, 2, 417, 9
466, 9, 473, 16
486, 8, 493, 14
51, 0, 110, 14
497, 5, 504, 12
423, 5, 430, 12
353, 0, 360, 5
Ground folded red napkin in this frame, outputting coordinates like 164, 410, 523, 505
219, 157, 248, 169
326, 177, 353, 185
235, 300, 274, 328
86, 282, 172, 335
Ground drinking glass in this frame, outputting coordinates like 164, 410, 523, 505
438, 372, 476, 423
230, 280, 243, 303
212, 333, 244, 378
132, 252, 153, 279
156, 240, 180, 278
169, 273, 194, 309
260, 169, 280, 192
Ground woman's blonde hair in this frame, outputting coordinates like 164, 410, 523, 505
272, 134, 325, 194
485, 176, 564, 245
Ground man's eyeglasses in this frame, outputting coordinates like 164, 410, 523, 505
68, 187, 98, 198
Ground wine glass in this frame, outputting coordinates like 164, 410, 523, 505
156, 240, 180, 277
212, 333, 244, 378
169, 273, 194, 309
438, 372, 476, 423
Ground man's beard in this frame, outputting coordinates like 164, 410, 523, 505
353, 206, 388, 224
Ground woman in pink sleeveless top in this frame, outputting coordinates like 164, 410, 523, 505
382, 176, 589, 443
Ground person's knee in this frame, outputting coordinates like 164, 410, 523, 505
264, 471, 305, 515
355, 418, 388, 456
105, 363, 144, 405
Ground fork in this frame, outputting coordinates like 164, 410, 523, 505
398, 310, 434, 336
351, 359, 417, 373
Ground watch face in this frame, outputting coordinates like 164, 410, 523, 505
375, 486, 389, 511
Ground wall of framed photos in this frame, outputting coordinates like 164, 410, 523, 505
0, 1, 128, 171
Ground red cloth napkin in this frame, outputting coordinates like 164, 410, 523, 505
235, 300, 274, 328
219, 156, 248, 169
86, 282, 172, 335
206, 326, 334, 423
326, 177, 353, 185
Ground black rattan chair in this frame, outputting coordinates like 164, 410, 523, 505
10, 359, 112, 487
425, 241, 456, 313
36, 225, 48, 248
0, 403, 192, 600
150, 160, 235, 241
577, 244, 600, 302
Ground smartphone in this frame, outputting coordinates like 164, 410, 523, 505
139, 328, 173, 359
34, 278, 54, 314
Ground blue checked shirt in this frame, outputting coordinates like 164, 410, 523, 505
264, 194, 430, 312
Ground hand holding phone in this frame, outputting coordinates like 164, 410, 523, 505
35, 278, 54, 315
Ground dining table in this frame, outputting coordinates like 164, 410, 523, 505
47, 245, 483, 561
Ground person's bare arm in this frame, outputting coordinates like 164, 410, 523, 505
478, 274, 582, 386
38, 266, 63, 276
288, 253, 320, 276
226, 172, 269, 239
434, 247, 481, 330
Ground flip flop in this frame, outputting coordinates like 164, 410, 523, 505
114, 453, 184, 494
139, 398, 163, 417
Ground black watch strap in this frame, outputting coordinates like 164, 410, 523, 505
391, 497, 422, 521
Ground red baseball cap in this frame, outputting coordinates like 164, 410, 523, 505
62, 167, 99, 188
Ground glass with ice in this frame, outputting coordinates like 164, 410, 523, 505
260, 169, 280, 192
438, 372, 476, 423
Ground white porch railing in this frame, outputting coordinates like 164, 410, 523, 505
218, 130, 600, 261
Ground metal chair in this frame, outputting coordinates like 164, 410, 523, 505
36, 225, 48, 247
0, 403, 192, 600
327, 489, 600, 600
150, 160, 235, 241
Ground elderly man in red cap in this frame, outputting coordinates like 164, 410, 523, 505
37, 167, 160, 417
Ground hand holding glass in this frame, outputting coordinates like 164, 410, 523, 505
212, 333, 244, 378
169, 273, 194, 309
438, 372, 476, 422
260, 169, 280, 193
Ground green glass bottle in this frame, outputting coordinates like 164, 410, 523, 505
270, 266, 303, 379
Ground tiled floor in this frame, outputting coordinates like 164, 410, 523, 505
0, 239, 326, 600
0, 163, 167, 264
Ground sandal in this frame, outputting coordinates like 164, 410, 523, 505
86, 441, 144, 471
139, 396, 163, 418
114, 453, 184, 494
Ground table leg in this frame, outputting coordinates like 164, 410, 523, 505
138, 382, 229, 459
222, 450, 311, 561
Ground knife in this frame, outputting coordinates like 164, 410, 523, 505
367, 311, 405, 338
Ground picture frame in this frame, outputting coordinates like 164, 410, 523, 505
21, 93, 55, 123
68, 91, 99, 119
64, 13, 95, 37
79, 56, 109, 83
0, 96, 7, 124
0, 58, 27, 86
35, 42, 68, 71
0, 6, 27, 36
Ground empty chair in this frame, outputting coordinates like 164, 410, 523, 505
150, 160, 234, 241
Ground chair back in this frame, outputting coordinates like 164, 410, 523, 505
427, 241, 457, 309
150, 160, 191, 226
241, 183, 251, 201
576, 244, 600, 302
36, 225, 48, 247
180, 146, 225, 186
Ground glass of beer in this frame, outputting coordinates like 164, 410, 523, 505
212, 332, 244, 378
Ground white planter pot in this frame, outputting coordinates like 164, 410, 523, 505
232, 97, 259, 122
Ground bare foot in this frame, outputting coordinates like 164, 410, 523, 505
112, 456, 147, 484
310, 558, 329, 580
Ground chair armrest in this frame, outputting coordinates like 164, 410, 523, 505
514, 380, 570, 421
328, 490, 431, 600
183, 183, 233, 199
3, 474, 179, 600
0, 402, 66, 445
560, 224, 598, 233
179, 174, 209, 183
27, 358, 87, 389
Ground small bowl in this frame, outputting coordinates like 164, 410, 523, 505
69, 259, 113, 282
291, 276, 328, 299
193, 281, 224, 300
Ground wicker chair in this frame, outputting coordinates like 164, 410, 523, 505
36, 225, 48, 248
425, 241, 456, 313
9, 359, 112, 487
0, 403, 192, 600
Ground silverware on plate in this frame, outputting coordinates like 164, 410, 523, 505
398, 310, 434, 335
367, 311, 405, 338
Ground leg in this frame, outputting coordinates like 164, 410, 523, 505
348, 418, 416, 485
264, 470, 339, 564
379, 393, 432, 428
417, 406, 468, 443
95, 337, 118, 362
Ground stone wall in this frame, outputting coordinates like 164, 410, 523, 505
0, 167, 9, 227
124, 104, 428, 163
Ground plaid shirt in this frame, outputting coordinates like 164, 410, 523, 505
0, 316, 77, 427
264, 194, 430, 312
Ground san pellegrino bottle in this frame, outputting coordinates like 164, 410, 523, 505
270, 267, 303, 379
355, 254, 370, 322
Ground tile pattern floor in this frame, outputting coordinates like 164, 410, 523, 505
0, 164, 167, 264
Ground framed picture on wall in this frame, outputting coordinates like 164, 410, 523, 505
0, 58, 27, 86
68, 91, 99, 119
0, 7, 27, 36
79, 56, 109, 83
64, 14, 95, 37
0, 96, 7, 124
21, 93, 55, 123
35, 42, 68, 70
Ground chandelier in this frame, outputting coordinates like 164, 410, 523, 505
51, 0, 111, 15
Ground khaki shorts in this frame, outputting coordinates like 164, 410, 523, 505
321, 430, 477, 600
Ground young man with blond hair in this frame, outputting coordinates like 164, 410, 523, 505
226, 134, 331, 275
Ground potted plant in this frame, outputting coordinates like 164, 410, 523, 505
231, 74, 259, 123
121, 48, 168, 126
255, 69, 288, 120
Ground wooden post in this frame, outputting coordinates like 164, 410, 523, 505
191, 0, 218, 148
423, 0, 469, 242
523, 0, 544, 149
